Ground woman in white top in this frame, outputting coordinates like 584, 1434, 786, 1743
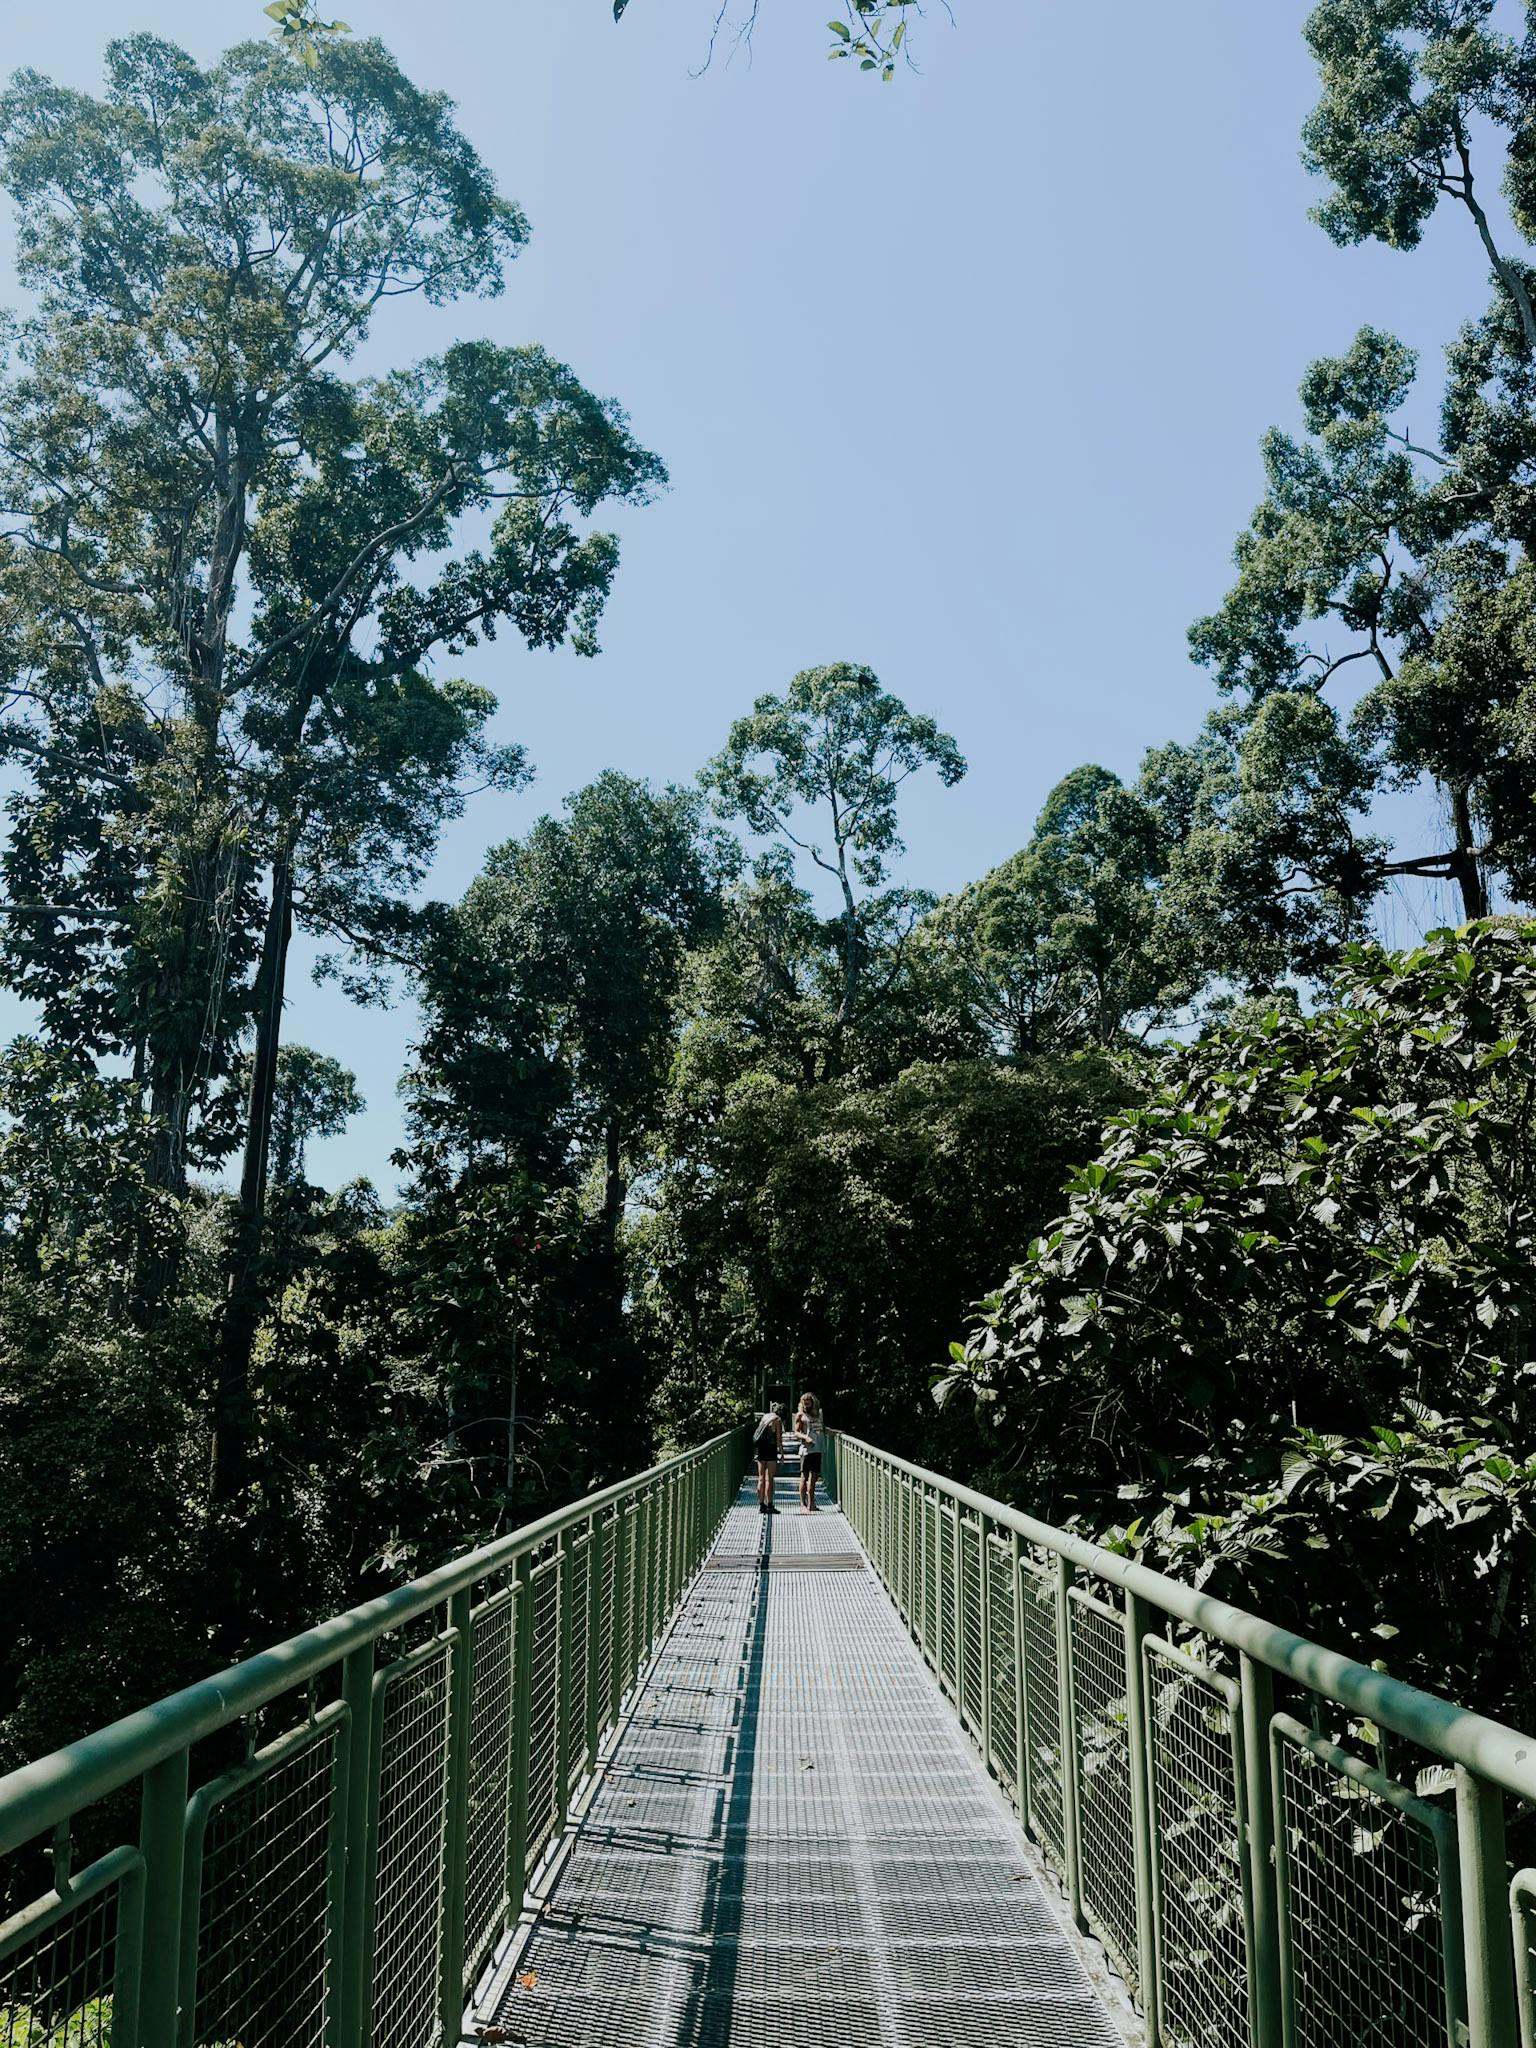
792, 1393, 825, 1513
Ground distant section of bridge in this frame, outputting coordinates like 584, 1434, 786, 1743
3, 1423, 1536, 2048
476, 1470, 1125, 2046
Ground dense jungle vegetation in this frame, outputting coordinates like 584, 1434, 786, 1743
5, 0, 1536, 1795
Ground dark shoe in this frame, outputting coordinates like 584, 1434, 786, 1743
766, 1505, 779, 1515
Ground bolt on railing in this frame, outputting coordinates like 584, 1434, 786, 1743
0, 1427, 744, 2047
834, 1430, 1535, 2048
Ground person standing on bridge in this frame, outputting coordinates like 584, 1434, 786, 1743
792, 1393, 825, 1512
753, 1402, 784, 1514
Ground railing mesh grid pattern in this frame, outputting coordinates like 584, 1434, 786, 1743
936, 1508, 957, 1696
0, 1434, 737, 2048
565, 1537, 591, 1793
1069, 1587, 1138, 1995
0, 1860, 123, 2047
526, 1559, 561, 1872
193, 1723, 337, 2048
1275, 1721, 1453, 2048
465, 1584, 516, 1984
1146, 1644, 1248, 2048
984, 1536, 1018, 1791
1020, 1563, 1065, 1862
959, 1520, 984, 1735
371, 1644, 451, 2048
597, 1514, 618, 1725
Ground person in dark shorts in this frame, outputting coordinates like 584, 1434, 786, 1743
792, 1392, 824, 1512
753, 1403, 784, 1514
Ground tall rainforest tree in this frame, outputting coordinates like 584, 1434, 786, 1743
0, 35, 663, 1523
465, 774, 725, 1236
1159, 2, 1536, 984
701, 662, 964, 1075
922, 765, 1188, 1056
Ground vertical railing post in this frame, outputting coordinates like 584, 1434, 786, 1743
1124, 1592, 1159, 2046
585, 1509, 607, 1771
1240, 1654, 1281, 2048
1055, 1554, 1085, 1930
506, 1553, 534, 1925
440, 1588, 474, 2045
138, 1750, 190, 2048
1456, 1764, 1519, 2048
336, 1640, 377, 2048
1010, 1530, 1031, 1827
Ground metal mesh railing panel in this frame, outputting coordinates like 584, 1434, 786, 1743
599, 1513, 619, 1719
1069, 1590, 1138, 1994
1275, 1720, 1454, 2048
0, 1853, 128, 2048
921, 1495, 939, 1665
1146, 1645, 1247, 2048
1021, 1564, 1065, 1864
372, 1643, 451, 2048
465, 1587, 516, 1983
525, 1559, 561, 1869
566, 1538, 592, 1791
193, 1722, 338, 2048
959, 1521, 984, 1734
648, 1495, 665, 1651
936, 1509, 956, 1694
985, 1536, 1018, 1791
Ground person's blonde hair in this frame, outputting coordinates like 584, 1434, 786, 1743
797, 1392, 821, 1419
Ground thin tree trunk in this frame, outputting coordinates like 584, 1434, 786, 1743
210, 834, 295, 1508
1449, 785, 1488, 922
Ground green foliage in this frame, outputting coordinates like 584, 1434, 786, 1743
826, 0, 919, 80
466, 774, 728, 1221
638, 1053, 1130, 1459
265, 0, 350, 66
703, 663, 964, 1061
1, 2001, 115, 2047
945, 919, 1536, 1716
921, 765, 1191, 1054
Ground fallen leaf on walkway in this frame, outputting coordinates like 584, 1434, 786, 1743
517, 1969, 539, 1990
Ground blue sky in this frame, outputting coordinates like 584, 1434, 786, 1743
0, 1, 1508, 1186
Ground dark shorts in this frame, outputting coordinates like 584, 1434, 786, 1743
801, 1451, 822, 1476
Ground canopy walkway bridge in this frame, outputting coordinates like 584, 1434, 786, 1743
3, 1429, 1536, 2048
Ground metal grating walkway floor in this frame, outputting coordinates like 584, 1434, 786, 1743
475, 1471, 1126, 2047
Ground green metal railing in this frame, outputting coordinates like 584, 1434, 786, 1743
836, 1431, 1536, 2048
0, 1429, 742, 2047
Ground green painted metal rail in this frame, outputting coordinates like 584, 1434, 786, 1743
8, 1421, 1536, 2048
0, 1428, 742, 2047
836, 1430, 1536, 2048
